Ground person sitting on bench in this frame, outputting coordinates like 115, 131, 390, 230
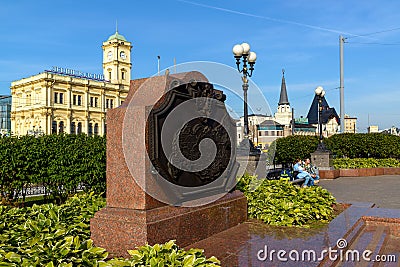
304, 158, 320, 185
293, 159, 314, 188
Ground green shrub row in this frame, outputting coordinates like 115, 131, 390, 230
325, 133, 400, 158
237, 175, 336, 227
0, 134, 106, 204
0, 193, 220, 266
273, 133, 400, 164
333, 158, 400, 169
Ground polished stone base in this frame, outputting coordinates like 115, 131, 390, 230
187, 202, 400, 266
90, 190, 247, 257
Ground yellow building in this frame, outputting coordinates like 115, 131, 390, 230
11, 30, 132, 136
368, 125, 379, 133
344, 114, 357, 133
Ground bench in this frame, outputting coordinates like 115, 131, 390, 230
288, 170, 306, 185
291, 178, 305, 185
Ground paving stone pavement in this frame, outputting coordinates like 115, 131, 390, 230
319, 175, 400, 209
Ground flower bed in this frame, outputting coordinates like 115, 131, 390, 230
0, 193, 220, 266
237, 175, 337, 227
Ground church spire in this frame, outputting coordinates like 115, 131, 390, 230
278, 69, 290, 106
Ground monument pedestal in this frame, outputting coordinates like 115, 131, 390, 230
90, 73, 247, 257
91, 191, 247, 257
311, 150, 334, 170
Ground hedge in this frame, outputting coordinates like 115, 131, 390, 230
333, 158, 400, 169
0, 134, 106, 204
272, 133, 400, 164
3, 132, 399, 203
324, 133, 400, 159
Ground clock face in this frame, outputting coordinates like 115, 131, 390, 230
107, 51, 112, 60
120, 51, 126, 60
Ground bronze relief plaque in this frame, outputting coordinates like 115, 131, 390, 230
146, 81, 238, 192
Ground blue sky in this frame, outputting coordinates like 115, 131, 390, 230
1, 0, 400, 132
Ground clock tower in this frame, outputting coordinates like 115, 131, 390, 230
102, 30, 132, 85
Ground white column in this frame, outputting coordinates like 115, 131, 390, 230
47, 111, 52, 135
85, 83, 89, 135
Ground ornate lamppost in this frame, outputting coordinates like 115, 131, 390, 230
232, 43, 257, 141
314, 86, 328, 151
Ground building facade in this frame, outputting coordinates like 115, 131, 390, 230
11, 31, 131, 136
0, 95, 11, 135
236, 114, 270, 146
344, 114, 357, 133
257, 119, 284, 149
236, 70, 329, 149
368, 125, 379, 133
293, 117, 317, 136
381, 126, 399, 136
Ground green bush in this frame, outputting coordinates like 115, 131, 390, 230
0, 134, 106, 204
272, 133, 400, 164
273, 135, 319, 164
0, 193, 220, 266
237, 175, 336, 227
333, 158, 400, 169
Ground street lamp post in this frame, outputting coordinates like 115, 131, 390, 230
232, 43, 257, 140
314, 86, 327, 151
311, 86, 333, 170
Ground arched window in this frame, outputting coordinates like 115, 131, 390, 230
58, 121, 64, 133
71, 122, 76, 134
88, 123, 93, 136
77, 122, 82, 134
94, 123, 99, 135
52, 121, 57, 134
121, 68, 126, 80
